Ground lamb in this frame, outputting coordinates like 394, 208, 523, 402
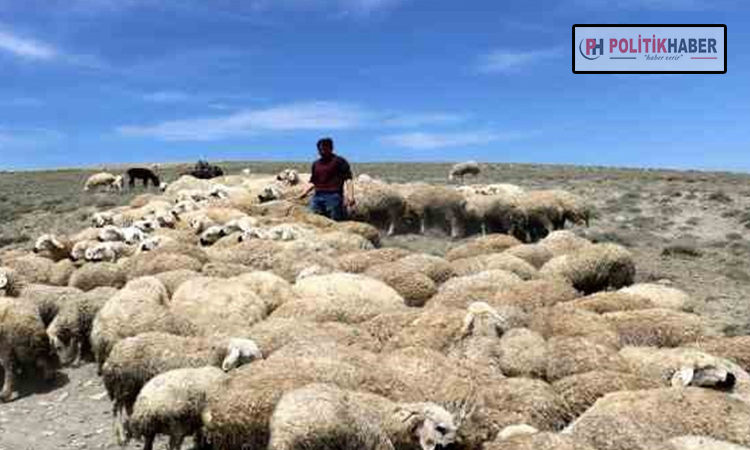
126, 367, 229, 450
33, 234, 74, 261
268, 383, 458, 450
46, 286, 117, 365
84, 172, 123, 192
90, 277, 197, 372
69, 262, 128, 291
539, 243, 635, 294
0, 297, 59, 402
565, 388, 750, 450
448, 161, 481, 184
102, 332, 262, 445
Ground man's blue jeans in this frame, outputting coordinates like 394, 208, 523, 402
309, 191, 347, 221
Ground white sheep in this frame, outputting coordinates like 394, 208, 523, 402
33, 234, 74, 261
92, 211, 116, 228
84, 241, 133, 262
276, 168, 300, 186
84, 172, 123, 192
460, 301, 509, 338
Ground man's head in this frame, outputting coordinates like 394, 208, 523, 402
317, 137, 334, 159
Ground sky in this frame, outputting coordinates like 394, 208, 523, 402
0, 0, 748, 171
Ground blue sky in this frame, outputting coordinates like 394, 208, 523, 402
0, 0, 748, 171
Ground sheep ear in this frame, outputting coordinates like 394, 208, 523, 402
222, 347, 241, 372
460, 312, 475, 337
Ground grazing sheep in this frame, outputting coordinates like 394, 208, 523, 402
17, 283, 83, 325
619, 283, 692, 311
539, 230, 592, 257
46, 286, 117, 365
90, 277, 196, 372
448, 161, 481, 184
445, 234, 522, 261
545, 336, 620, 382
273, 273, 407, 324
348, 181, 407, 236
540, 243, 635, 294
463, 192, 527, 240
268, 383, 458, 450
84, 172, 123, 192
33, 234, 74, 261
566, 388, 750, 450
497, 328, 548, 378
604, 308, 717, 348
84, 241, 134, 263
365, 262, 437, 307
505, 243, 554, 269
127, 367, 229, 450
170, 276, 270, 336
529, 305, 619, 348
403, 183, 468, 238
429, 269, 522, 310
121, 252, 204, 280
0, 297, 59, 402
69, 262, 128, 291
336, 248, 412, 274
5, 254, 56, 284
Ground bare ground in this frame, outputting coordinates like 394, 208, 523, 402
2, 161, 750, 449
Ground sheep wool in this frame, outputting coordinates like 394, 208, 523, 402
68, 262, 127, 291
397, 253, 456, 284
451, 253, 538, 280
485, 432, 596, 450
493, 278, 579, 314
604, 308, 718, 348
364, 262, 437, 307
445, 234, 522, 261
430, 270, 522, 310
540, 243, 635, 294
619, 283, 692, 311
505, 243, 555, 269
567, 291, 655, 314
497, 328, 548, 379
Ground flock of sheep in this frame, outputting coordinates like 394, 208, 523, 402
0, 164, 749, 450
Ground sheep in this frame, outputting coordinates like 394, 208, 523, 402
137, 235, 178, 253
495, 424, 539, 441
565, 388, 750, 450
448, 161, 481, 184
69, 262, 128, 291
485, 431, 596, 450
120, 251, 204, 280
153, 269, 199, 298
92, 211, 116, 228
127, 367, 229, 450
613, 346, 750, 399
497, 328, 548, 378
689, 336, 750, 373
429, 269, 523, 310
403, 183, 468, 238
272, 273, 407, 324
348, 181, 407, 236
376, 306, 468, 354
33, 234, 74, 261
268, 383, 458, 450
276, 168, 300, 185
103, 332, 262, 445
70, 239, 99, 261
493, 278, 580, 313
84, 172, 123, 192
49, 258, 76, 286
445, 234, 522, 261
233, 271, 298, 313
4, 254, 56, 284
46, 286, 117, 366
539, 230, 592, 257
90, 277, 196, 372
397, 253, 455, 284
335, 220, 382, 248
463, 192, 527, 239
364, 262, 437, 307
518, 190, 591, 241
545, 336, 620, 382
451, 252, 538, 280
0, 266, 23, 297
84, 241, 134, 262
618, 283, 692, 311
528, 305, 619, 348
552, 370, 659, 419
505, 243, 554, 269
17, 283, 83, 325
0, 297, 59, 402
336, 248, 412, 274
170, 276, 270, 336
604, 308, 718, 348
665, 436, 750, 450
249, 317, 379, 356
567, 291, 655, 314
539, 243, 635, 294
201, 262, 254, 278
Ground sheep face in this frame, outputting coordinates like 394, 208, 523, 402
461, 302, 507, 338
221, 338, 263, 372
92, 212, 114, 228
34, 234, 63, 254
399, 404, 457, 450
172, 200, 199, 215
200, 226, 225, 246
138, 237, 161, 252
70, 242, 91, 261
47, 320, 80, 366
155, 213, 176, 229
122, 227, 145, 245
258, 185, 282, 203
133, 219, 157, 233
85, 244, 115, 262
671, 365, 737, 390
98, 226, 123, 242
159, 182, 168, 192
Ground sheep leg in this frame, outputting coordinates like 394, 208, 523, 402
114, 405, 128, 445
142, 433, 155, 450
419, 217, 426, 235
386, 217, 396, 236
0, 350, 18, 402
168, 433, 185, 450
72, 340, 83, 367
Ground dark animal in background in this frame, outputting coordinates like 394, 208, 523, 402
126, 168, 161, 190
186, 160, 224, 179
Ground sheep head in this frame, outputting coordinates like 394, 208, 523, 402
394, 403, 457, 450
159, 182, 168, 192
34, 234, 64, 254
461, 302, 508, 338
258, 184, 282, 203
0, 269, 8, 290
671, 365, 737, 391
138, 237, 161, 252
98, 226, 123, 242
122, 227, 145, 245
221, 338, 263, 372
47, 318, 81, 367
200, 226, 225, 246
92, 212, 114, 228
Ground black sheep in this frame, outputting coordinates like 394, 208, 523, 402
126, 168, 161, 189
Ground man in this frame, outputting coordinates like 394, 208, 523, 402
299, 137, 355, 221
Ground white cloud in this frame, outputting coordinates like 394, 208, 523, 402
117, 101, 366, 141
381, 113, 466, 128
478, 48, 561, 74
381, 131, 535, 150
0, 30, 57, 60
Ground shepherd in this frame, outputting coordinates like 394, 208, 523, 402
299, 137, 356, 221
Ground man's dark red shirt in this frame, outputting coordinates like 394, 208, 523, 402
309, 155, 352, 194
